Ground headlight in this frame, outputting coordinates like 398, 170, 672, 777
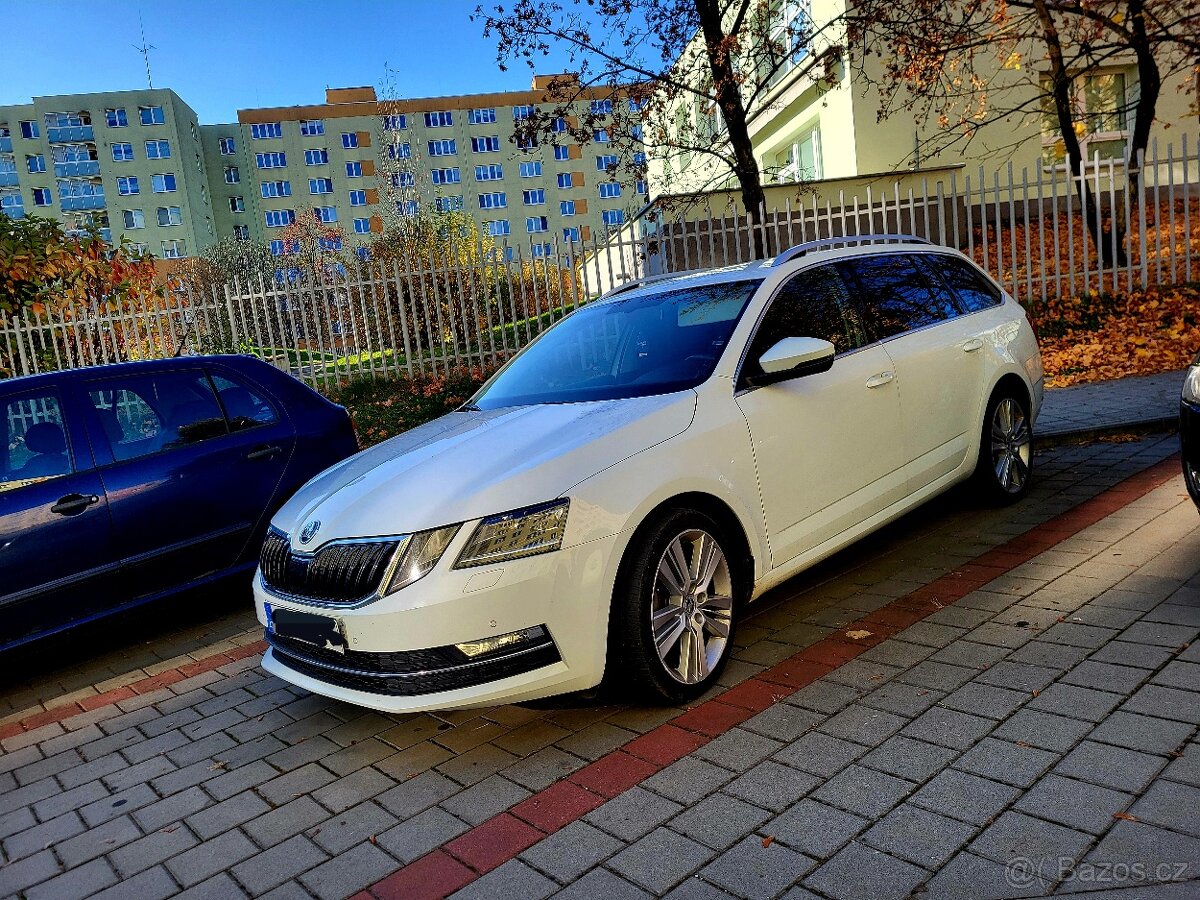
454, 499, 569, 569
384, 525, 460, 594
1184, 366, 1200, 405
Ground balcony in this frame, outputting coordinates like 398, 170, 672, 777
47, 125, 94, 143
60, 194, 106, 211
0, 172, 18, 187
54, 160, 100, 177
0, 137, 12, 152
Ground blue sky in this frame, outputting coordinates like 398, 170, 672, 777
2, 0, 577, 123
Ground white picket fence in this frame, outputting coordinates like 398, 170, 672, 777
3, 134, 1198, 390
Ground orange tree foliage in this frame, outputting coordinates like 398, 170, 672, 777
1031, 285, 1200, 388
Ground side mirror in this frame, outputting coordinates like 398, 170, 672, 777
750, 337, 836, 386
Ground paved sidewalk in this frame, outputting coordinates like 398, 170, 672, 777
0, 434, 1193, 899
1039, 369, 1185, 438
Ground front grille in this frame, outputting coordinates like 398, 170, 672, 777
260, 529, 399, 603
268, 633, 562, 697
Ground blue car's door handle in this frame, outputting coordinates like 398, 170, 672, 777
51, 494, 99, 516
246, 445, 282, 461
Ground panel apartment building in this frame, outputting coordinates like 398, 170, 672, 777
1, 78, 647, 261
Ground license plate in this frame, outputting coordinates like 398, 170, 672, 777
266, 603, 347, 653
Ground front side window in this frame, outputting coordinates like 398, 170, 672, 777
87, 371, 226, 461
840, 254, 961, 338
117, 176, 139, 195
156, 206, 182, 226
926, 255, 1002, 314
473, 280, 761, 409
341, 132, 359, 149
740, 264, 869, 388
2, 393, 72, 489
251, 122, 283, 140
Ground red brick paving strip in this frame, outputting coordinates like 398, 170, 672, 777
358, 454, 1183, 899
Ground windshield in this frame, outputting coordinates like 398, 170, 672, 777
471, 279, 762, 409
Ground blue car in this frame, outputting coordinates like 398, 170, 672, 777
0, 356, 357, 650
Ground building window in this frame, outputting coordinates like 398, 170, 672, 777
139, 106, 165, 126
530, 242, 553, 258
388, 142, 411, 159
105, 108, 128, 128
314, 206, 337, 223
32, 187, 52, 206
299, 119, 324, 136
157, 206, 182, 226
383, 114, 407, 130
122, 209, 145, 229
597, 154, 618, 171
591, 99, 613, 114
428, 139, 456, 156
554, 146, 570, 161
468, 108, 497, 125
522, 189, 545, 205
264, 209, 296, 228
353, 217, 371, 234
551, 117, 567, 133
117, 176, 139, 195
526, 216, 549, 233
19, 121, 39, 139
233, 224, 249, 240
219, 136, 236, 155
397, 199, 419, 216
1040, 71, 1131, 165
478, 192, 507, 209
151, 173, 177, 192
475, 164, 504, 181
309, 177, 334, 194
224, 166, 240, 184
261, 180, 291, 198
345, 161, 363, 178
602, 209, 625, 227
471, 136, 501, 153
341, 132, 359, 149
304, 148, 329, 166
269, 239, 285, 255
517, 134, 538, 150
424, 111, 454, 128
563, 226, 580, 242
434, 195, 464, 212
349, 190, 367, 206
633, 151, 646, 164
513, 105, 536, 120
560, 200, 576, 216
161, 239, 185, 258
599, 182, 621, 198
519, 161, 543, 177
251, 122, 283, 140
631, 124, 644, 141
594, 129, 610, 143
112, 143, 134, 161
485, 219, 510, 236
392, 171, 414, 188
229, 196, 245, 213
431, 167, 461, 184
145, 139, 171, 159
27, 154, 46, 174
556, 173, 573, 189
255, 152, 287, 169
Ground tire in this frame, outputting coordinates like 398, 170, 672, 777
607, 508, 742, 704
975, 387, 1034, 504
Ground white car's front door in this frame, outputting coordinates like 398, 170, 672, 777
735, 264, 907, 570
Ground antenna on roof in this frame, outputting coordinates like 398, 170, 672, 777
134, 12, 156, 89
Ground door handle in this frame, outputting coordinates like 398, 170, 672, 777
51, 493, 99, 516
246, 445, 282, 461
962, 338, 985, 352
865, 371, 895, 389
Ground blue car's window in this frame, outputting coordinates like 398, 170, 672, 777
88, 371, 227, 462
2, 392, 73, 491
471, 279, 762, 409
211, 373, 278, 431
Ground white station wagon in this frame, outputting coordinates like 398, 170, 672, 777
254, 236, 1043, 711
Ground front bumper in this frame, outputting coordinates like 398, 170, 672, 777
1181, 399, 1200, 509
254, 530, 623, 713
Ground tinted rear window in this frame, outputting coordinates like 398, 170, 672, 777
929, 255, 1003, 313
840, 254, 961, 338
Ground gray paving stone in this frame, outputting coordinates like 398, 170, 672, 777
922, 850, 1050, 899
3, 810, 85, 861
185, 790, 269, 839
1014, 773, 1134, 834
521, 819, 623, 881
0, 849, 60, 896
375, 806, 468, 863
694, 727, 783, 772
742, 703, 825, 742
929, 640, 1011, 671
121, 729, 192, 765
895, 621, 969, 648
554, 868, 651, 900
0, 806, 36, 841
32, 779, 109, 821
204, 759, 278, 801
671, 793, 772, 851
975, 661, 1059, 693
783, 680, 863, 714
901, 705, 995, 751
298, 840, 397, 900
79, 782, 158, 827
87, 865, 178, 900
953, 737, 1060, 788
1090, 641, 1176, 669
825, 659, 904, 690
174, 872, 249, 899
257, 763, 338, 806
1128, 780, 1200, 836
1163, 741, 1200, 788
773, 731, 867, 778
23, 857, 115, 900
1056, 741, 1166, 793
817, 705, 907, 747
969, 810, 1093, 866
861, 803, 977, 868
586, 786, 683, 842
860, 736, 959, 782
859, 681, 944, 717
810, 765, 915, 819
375, 769, 460, 818
1119, 621, 1198, 647
664, 877, 736, 899
700, 834, 816, 899
502, 746, 588, 791
56, 814, 142, 868
436, 742, 519, 785
16, 748, 83, 786
1089, 711, 1194, 756
1061, 660, 1151, 694
451, 858, 557, 900
439, 774, 531, 826
1041, 622, 1120, 648
310, 800, 396, 855
941, 682, 1029, 720
243, 796, 328, 848
991, 709, 1094, 753
231, 833, 328, 895
725, 760, 820, 811
910, 770, 1022, 827
1153, 659, 1200, 691
1082, 820, 1200, 886
804, 840, 927, 900
1122, 684, 1200, 725
644, 756, 735, 805
1008, 641, 1091, 670
608, 826, 715, 894
165, 828, 257, 887
134, 786, 213, 833
110, 823, 200, 878
1028, 683, 1124, 721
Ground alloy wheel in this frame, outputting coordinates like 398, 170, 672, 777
649, 529, 733, 684
990, 397, 1032, 494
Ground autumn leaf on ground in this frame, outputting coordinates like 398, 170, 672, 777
845, 629, 873, 640
1113, 812, 1139, 822
762, 835, 775, 848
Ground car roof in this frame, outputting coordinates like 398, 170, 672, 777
0, 354, 270, 393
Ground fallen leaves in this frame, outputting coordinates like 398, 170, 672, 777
761, 835, 775, 848
845, 629, 874, 640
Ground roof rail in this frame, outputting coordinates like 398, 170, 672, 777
598, 270, 692, 300
769, 234, 931, 268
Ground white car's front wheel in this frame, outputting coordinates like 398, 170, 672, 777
609, 509, 741, 704
976, 389, 1034, 504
